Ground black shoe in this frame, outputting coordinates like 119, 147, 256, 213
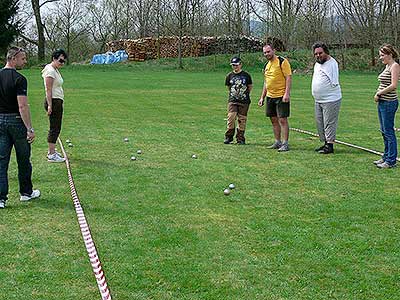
224, 137, 233, 144
318, 143, 334, 154
315, 142, 326, 152
237, 140, 246, 145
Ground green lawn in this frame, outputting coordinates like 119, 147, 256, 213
0, 63, 399, 300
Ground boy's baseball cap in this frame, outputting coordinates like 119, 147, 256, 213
230, 57, 241, 65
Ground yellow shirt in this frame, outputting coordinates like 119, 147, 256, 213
264, 56, 292, 98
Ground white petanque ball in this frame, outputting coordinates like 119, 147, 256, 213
229, 183, 235, 189
124, 138, 129, 142
192, 154, 197, 159
66, 139, 71, 143
68, 143, 73, 147
130, 156, 136, 161
223, 188, 230, 195
137, 149, 142, 154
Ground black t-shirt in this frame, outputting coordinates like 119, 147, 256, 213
225, 70, 253, 104
0, 68, 28, 113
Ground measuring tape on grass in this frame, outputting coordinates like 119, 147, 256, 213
58, 138, 112, 300
289, 127, 400, 162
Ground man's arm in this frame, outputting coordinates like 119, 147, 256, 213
282, 75, 292, 103
328, 59, 340, 87
258, 81, 267, 106
17, 95, 35, 143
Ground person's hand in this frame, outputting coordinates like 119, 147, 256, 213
47, 106, 52, 116
282, 94, 290, 103
374, 93, 380, 102
258, 98, 264, 107
27, 131, 35, 144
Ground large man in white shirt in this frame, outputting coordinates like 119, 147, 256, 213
311, 42, 342, 154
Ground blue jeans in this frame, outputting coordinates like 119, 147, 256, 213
377, 99, 398, 165
0, 113, 33, 201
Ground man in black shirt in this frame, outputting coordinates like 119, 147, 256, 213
224, 57, 253, 144
0, 47, 40, 209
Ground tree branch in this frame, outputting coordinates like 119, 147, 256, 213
39, 0, 60, 8
18, 32, 38, 45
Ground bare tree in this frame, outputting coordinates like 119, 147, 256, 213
215, 0, 251, 36
206, 1, 227, 36
130, 0, 154, 38
244, 0, 252, 35
52, 0, 88, 60
334, 0, 388, 66
165, 0, 191, 68
220, 0, 234, 35
151, 0, 169, 58
87, 0, 112, 52
187, 0, 211, 36
251, 0, 304, 48
29, 0, 59, 60
14, 0, 400, 64
297, 0, 331, 47
385, 0, 400, 45
105, 0, 126, 40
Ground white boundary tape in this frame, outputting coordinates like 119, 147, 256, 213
289, 127, 400, 162
58, 138, 112, 300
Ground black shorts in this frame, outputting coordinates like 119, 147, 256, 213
266, 97, 290, 118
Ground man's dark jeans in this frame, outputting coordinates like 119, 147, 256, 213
0, 113, 33, 202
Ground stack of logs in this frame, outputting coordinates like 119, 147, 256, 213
106, 36, 263, 61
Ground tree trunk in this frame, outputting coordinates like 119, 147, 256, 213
31, 0, 45, 61
67, 28, 70, 65
245, 0, 251, 35
370, 45, 375, 67
178, 34, 183, 69
235, 0, 242, 36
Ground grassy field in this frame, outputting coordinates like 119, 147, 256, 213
0, 62, 399, 300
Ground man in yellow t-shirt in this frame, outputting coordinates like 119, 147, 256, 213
258, 44, 292, 152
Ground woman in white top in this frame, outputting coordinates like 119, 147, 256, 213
42, 49, 67, 163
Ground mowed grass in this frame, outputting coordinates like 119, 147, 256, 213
0, 63, 399, 300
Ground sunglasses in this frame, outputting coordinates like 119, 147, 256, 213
58, 58, 66, 64
12, 48, 25, 57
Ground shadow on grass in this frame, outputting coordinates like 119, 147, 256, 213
69, 157, 123, 169
4, 196, 72, 212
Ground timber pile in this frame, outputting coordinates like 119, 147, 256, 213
106, 36, 263, 61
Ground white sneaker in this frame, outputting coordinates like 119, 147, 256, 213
373, 158, 384, 165
47, 152, 66, 163
376, 161, 396, 169
0, 200, 5, 209
20, 189, 41, 201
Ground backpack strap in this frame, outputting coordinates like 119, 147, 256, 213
263, 61, 268, 73
278, 56, 285, 67
263, 56, 286, 73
